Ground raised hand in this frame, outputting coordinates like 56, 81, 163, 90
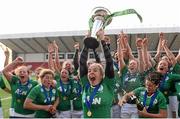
48, 43, 54, 53
143, 37, 148, 46
159, 32, 164, 40
4, 47, 10, 57
15, 56, 23, 63
161, 39, 167, 47
74, 42, 80, 50
53, 40, 58, 51
136, 38, 143, 48
96, 29, 105, 40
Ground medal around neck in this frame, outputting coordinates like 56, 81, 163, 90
63, 96, 67, 100
84, 6, 143, 49
87, 110, 92, 117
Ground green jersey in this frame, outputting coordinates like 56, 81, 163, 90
172, 63, 180, 74
171, 74, 180, 101
113, 70, 122, 105
10, 76, 38, 115
71, 79, 83, 110
133, 87, 167, 117
81, 76, 115, 118
55, 73, 72, 111
27, 84, 59, 118
159, 73, 180, 103
0, 75, 6, 107
121, 66, 145, 93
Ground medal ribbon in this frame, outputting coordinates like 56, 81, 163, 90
42, 85, 53, 104
159, 73, 168, 91
85, 83, 101, 111
143, 90, 158, 112
17, 79, 30, 98
76, 80, 82, 97
89, 9, 143, 31
59, 79, 70, 97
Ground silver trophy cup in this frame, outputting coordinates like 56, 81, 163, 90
84, 7, 112, 49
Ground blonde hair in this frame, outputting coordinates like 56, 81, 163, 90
39, 69, 55, 80
62, 60, 72, 69
89, 63, 105, 78
14, 65, 28, 75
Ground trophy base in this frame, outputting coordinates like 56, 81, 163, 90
84, 37, 99, 49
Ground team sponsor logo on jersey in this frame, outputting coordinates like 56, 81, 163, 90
153, 99, 158, 105
27, 84, 32, 89
15, 89, 28, 96
43, 96, 55, 103
165, 76, 169, 81
83, 96, 101, 105
58, 86, 71, 92
125, 77, 137, 82
98, 85, 103, 93
84, 96, 101, 105
52, 89, 56, 94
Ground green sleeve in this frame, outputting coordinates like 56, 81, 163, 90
121, 66, 128, 77
11, 75, 19, 84
55, 87, 60, 98
27, 85, 39, 100
103, 76, 115, 91
120, 66, 128, 83
168, 73, 180, 82
172, 63, 180, 74
133, 87, 145, 97
73, 69, 78, 76
80, 75, 88, 87
158, 92, 167, 109
0, 76, 6, 89
54, 73, 60, 82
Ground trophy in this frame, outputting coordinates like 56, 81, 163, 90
84, 7, 112, 49
84, 7, 143, 49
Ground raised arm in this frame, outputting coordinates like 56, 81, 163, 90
97, 29, 114, 78
48, 43, 55, 72
2, 56, 23, 81
154, 33, 163, 62
3, 47, 10, 67
53, 40, 62, 72
175, 49, 180, 63
93, 49, 101, 63
73, 42, 80, 70
80, 38, 89, 78
162, 39, 177, 66
136, 37, 145, 73
142, 37, 152, 70
117, 33, 126, 73
124, 33, 135, 61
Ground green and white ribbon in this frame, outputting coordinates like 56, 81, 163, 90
89, 9, 143, 31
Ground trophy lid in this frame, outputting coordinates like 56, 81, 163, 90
92, 6, 111, 16
91, 7, 112, 26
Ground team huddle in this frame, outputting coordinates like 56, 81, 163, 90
0, 29, 180, 118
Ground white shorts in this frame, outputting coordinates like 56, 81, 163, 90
9, 108, 15, 117
121, 103, 138, 118
13, 111, 35, 118
111, 104, 121, 118
0, 107, 3, 118
56, 110, 71, 118
168, 96, 178, 118
71, 110, 83, 118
